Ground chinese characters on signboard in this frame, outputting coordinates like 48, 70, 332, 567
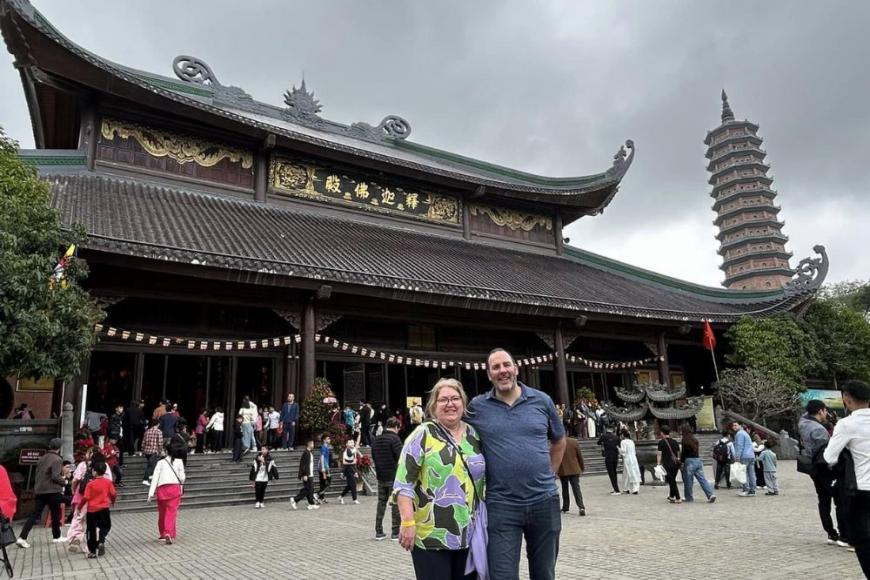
269, 158, 460, 225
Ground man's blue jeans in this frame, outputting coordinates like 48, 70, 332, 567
741, 458, 757, 493
487, 495, 561, 580
682, 457, 715, 501
282, 422, 296, 449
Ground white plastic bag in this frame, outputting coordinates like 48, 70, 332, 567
731, 462, 747, 485
653, 464, 666, 482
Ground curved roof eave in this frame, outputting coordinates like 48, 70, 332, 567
0, 0, 635, 205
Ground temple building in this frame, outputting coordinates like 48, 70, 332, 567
0, 0, 828, 434
706, 91, 793, 290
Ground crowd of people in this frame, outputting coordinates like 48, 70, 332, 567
4, 358, 870, 579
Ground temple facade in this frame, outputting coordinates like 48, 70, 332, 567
1, 0, 828, 435
705, 91, 793, 290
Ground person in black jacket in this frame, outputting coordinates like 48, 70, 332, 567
598, 426, 621, 495
372, 417, 403, 540
232, 415, 244, 463
290, 439, 319, 510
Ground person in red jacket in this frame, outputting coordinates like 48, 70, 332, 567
0, 465, 16, 521
101, 438, 124, 487
79, 462, 116, 558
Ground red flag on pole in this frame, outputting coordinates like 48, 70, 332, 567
702, 319, 717, 351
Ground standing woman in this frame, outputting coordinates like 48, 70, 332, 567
680, 425, 716, 503
656, 425, 682, 504
195, 410, 209, 455
619, 429, 641, 495
205, 407, 224, 453
393, 378, 486, 580
339, 440, 362, 505
147, 447, 186, 544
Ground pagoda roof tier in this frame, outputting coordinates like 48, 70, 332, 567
704, 120, 761, 145
716, 218, 785, 240
714, 203, 781, 226
706, 148, 767, 172
724, 267, 795, 286
708, 161, 771, 185
718, 232, 790, 254
41, 171, 827, 323
0, 0, 633, 222
712, 188, 777, 211
710, 175, 774, 196
705, 134, 763, 158
720, 249, 794, 271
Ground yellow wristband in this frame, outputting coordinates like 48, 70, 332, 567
400, 520, 416, 528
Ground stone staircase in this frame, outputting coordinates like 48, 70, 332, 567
111, 434, 721, 512
113, 448, 371, 513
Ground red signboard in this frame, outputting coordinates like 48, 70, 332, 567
18, 448, 46, 465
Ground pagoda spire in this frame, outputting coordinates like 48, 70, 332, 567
721, 89, 734, 123
704, 93, 793, 290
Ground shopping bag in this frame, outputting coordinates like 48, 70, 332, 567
731, 462, 747, 485
653, 465, 666, 482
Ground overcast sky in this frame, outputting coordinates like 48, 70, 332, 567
1, 1, 867, 287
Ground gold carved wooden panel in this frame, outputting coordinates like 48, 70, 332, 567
269, 157, 460, 225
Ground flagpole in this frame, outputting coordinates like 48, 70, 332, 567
710, 348, 720, 382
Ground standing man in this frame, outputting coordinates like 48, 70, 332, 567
597, 426, 622, 495
317, 435, 333, 503
290, 439, 319, 510
360, 401, 373, 447
557, 435, 586, 516
466, 348, 566, 580
16, 438, 67, 548
279, 393, 299, 450
141, 419, 163, 486
732, 422, 757, 497
127, 400, 146, 455
825, 381, 870, 575
371, 417, 403, 540
799, 400, 845, 545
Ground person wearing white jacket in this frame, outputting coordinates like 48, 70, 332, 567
205, 407, 225, 453
147, 453, 186, 544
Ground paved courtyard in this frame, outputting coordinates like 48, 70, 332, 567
6, 461, 862, 579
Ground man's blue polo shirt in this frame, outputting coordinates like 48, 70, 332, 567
466, 383, 565, 505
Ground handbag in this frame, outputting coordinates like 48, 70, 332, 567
0, 515, 15, 548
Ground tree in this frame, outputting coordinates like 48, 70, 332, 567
804, 300, 870, 384
724, 314, 818, 388
0, 128, 102, 380
299, 377, 348, 457
819, 280, 870, 320
714, 367, 801, 423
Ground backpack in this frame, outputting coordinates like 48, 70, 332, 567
713, 441, 730, 463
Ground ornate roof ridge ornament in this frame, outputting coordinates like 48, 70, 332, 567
721, 89, 735, 123
604, 139, 635, 178
282, 79, 323, 123
784, 245, 829, 296
172, 55, 253, 103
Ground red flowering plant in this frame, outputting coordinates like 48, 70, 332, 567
357, 454, 374, 476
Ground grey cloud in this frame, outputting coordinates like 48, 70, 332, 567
1, 0, 867, 285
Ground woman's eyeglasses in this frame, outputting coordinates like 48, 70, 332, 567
436, 397, 462, 406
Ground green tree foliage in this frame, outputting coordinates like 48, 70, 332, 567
819, 280, 870, 321
724, 314, 817, 388
714, 367, 801, 422
0, 128, 102, 380
804, 299, 870, 383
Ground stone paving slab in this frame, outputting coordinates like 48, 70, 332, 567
6, 460, 862, 579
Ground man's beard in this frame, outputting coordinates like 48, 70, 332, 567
491, 375, 517, 392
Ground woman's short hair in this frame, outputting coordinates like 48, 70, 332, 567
425, 378, 469, 419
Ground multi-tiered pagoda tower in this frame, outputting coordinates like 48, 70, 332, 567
705, 91, 793, 290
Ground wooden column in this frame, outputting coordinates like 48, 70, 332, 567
657, 331, 669, 386
254, 134, 275, 203
554, 212, 564, 256
301, 299, 316, 399
554, 325, 569, 405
